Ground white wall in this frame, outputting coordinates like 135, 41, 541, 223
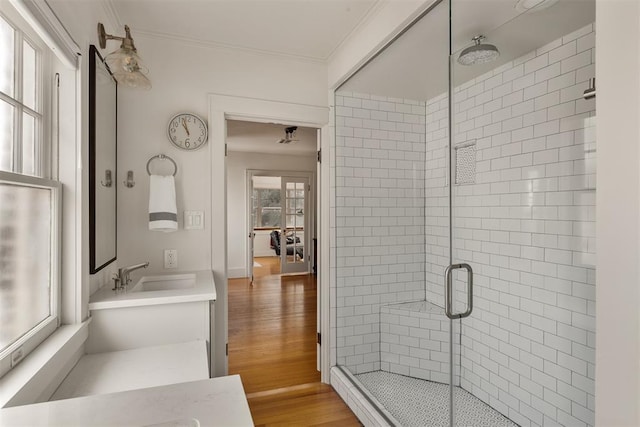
595, 1, 640, 425
114, 35, 327, 278
226, 151, 316, 278
47, 0, 328, 379
49, 5, 329, 282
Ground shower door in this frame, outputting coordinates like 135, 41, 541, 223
446, 0, 598, 425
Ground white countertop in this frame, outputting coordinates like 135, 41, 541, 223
89, 270, 216, 310
0, 375, 253, 426
50, 341, 210, 401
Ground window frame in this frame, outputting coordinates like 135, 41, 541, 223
0, 3, 58, 379
0, 6, 50, 179
0, 171, 61, 378
252, 187, 282, 228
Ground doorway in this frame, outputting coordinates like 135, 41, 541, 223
225, 119, 318, 281
248, 172, 313, 283
225, 118, 321, 387
208, 93, 329, 379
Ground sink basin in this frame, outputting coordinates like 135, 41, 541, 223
131, 274, 197, 292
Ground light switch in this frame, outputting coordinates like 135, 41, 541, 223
184, 211, 204, 230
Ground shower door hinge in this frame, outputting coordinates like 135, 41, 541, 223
225, 143, 228, 156
317, 332, 321, 345
317, 149, 321, 163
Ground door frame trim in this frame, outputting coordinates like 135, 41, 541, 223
208, 94, 329, 378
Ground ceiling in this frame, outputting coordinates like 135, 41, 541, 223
108, 0, 380, 61
226, 120, 317, 157
59, 0, 594, 155
95, 0, 376, 156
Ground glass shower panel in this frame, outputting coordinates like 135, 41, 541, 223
450, 0, 596, 425
335, 0, 457, 425
333, 0, 595, 425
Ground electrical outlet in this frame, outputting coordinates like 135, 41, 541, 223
11, 346, 24, 367
164, 249, 178, 269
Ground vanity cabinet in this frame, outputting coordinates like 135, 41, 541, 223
86, 270, 216, 373
86, 301, 212, 353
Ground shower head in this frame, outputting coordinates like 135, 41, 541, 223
457, 35, 500, 66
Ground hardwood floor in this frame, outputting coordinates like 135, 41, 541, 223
228, 257, 361, 426
247, 383, 362, 427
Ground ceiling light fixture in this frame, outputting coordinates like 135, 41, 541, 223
457, 35, 500, 66
277, 126, 298, 144
97, 23, 151, 90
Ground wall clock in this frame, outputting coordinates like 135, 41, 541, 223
167, 113, 208, 150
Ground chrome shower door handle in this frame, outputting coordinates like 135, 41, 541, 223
445, 263, 473, 320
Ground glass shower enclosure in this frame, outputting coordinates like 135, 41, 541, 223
332, 0, 596, 426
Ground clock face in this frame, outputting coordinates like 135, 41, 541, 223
167, 113, 208, 150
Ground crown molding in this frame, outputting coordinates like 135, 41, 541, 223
135, 29, 328, 64
12, 0, 81, 67
100, 0, 121, 34
326, 0, 385, 61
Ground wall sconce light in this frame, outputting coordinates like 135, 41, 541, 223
97, 22, 151, 90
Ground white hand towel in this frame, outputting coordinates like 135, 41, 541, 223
149, 174, 178, 232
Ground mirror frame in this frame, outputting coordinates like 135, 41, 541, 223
89, 44, 117, 273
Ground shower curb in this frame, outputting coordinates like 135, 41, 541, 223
331, 366, 400, 427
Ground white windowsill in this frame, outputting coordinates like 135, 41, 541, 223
0, 321, 90, 408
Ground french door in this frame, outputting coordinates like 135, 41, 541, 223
280, 176, 309, 274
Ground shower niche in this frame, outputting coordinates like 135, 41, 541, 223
332, 0, 596, 426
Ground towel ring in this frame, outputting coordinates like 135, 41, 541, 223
146, 154, 177, 176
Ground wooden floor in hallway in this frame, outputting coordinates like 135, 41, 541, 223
228, 256, 361, 426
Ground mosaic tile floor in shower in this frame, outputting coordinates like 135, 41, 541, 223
355, 371, 518, 427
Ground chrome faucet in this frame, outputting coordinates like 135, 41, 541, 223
113, 262, 149, 291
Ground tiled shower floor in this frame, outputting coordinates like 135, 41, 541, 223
355, 371, 518, 427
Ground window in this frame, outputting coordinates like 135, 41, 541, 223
252, 188, 281, 228
285, 182, 305, 229
0, 12, 46, 177
0, 6, 58, 379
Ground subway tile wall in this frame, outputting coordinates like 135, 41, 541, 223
380, 300, 460, 384
334, 94, 427, 373
334, 22, 596, 427
425, 24, 596, 427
